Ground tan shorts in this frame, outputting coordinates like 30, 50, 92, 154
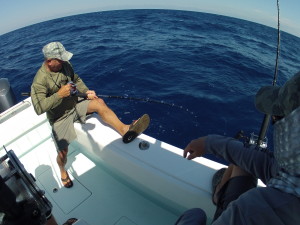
52, 100, 90, 151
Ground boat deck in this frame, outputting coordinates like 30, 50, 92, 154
20, 138, 178, 225
0, 99, 223, 225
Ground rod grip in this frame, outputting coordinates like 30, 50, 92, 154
75, 92, 87, 98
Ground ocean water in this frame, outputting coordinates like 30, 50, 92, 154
1, 9, 300, 162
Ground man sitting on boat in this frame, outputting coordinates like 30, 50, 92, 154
176, 71, 300, 225
30, 42, 150, 188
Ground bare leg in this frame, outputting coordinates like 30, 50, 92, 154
57, 148, 72, 187
213, 164, 252, 204
87, 98, 129, 136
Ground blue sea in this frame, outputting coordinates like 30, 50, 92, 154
1, 9, 300, 162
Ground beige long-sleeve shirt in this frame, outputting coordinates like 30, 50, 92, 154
31, 62, 89, 124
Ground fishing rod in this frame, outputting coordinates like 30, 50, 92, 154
21, 91, 196, 115
256, 0, 281, 147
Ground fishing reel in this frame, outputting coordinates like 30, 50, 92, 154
68, 81, 78, 96
68, 81, 87, 98
235, 130, 268, 149
0, 148, 52, 225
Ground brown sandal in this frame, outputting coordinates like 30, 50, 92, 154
63, 218, 78, 225
123, 114, 150, 143
61, 172, 73, 188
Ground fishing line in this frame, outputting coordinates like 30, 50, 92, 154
257, 0, 280, 147
97, 94, 197, 117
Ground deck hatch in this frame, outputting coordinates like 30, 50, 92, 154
37, 168, 91, 214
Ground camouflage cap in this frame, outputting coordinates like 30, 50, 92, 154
42, 42, 73, 61
255, 71, 300, 117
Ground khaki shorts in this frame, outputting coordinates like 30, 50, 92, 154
52, 100, 90, 151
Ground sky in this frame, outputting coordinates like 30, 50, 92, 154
1, 0, 300, 37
